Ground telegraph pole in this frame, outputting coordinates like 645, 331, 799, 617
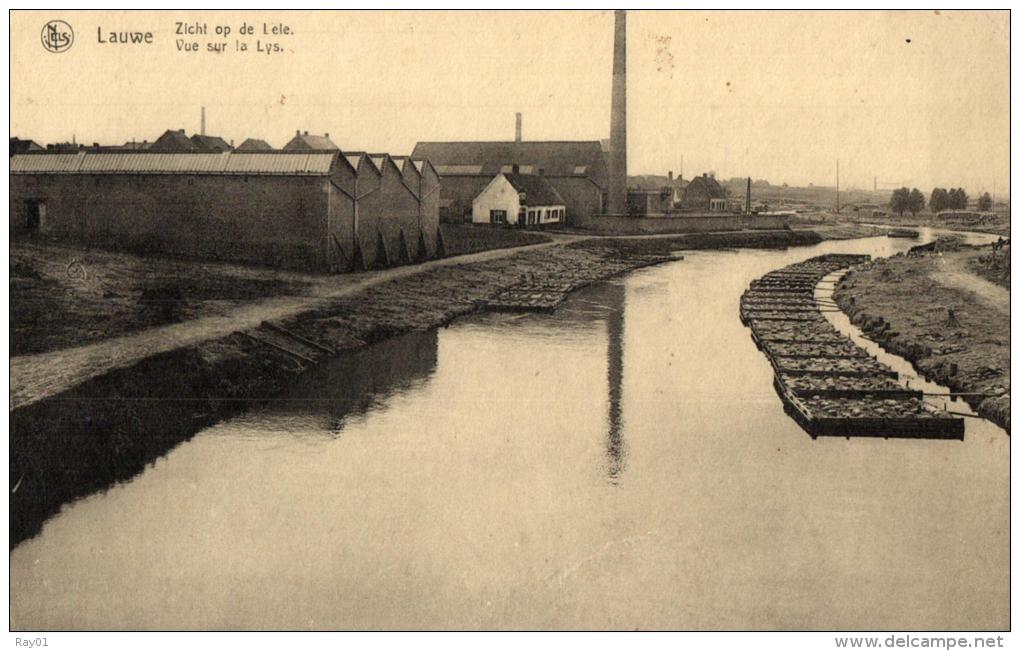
835, 159, 840, 214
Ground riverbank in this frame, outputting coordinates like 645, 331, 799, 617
10, 225, 554, 357
833, 244, 1010, 432
10, 227, 825, 547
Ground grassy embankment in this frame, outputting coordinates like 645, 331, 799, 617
10, 225, 551, 357
833, 244, 1010, 431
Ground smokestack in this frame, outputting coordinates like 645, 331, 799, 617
607, 10, 628, 215
746, 177, 752, 214
515, 113, 522, 143
201, 106, 206, 136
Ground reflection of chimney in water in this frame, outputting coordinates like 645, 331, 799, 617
605, 280, 626, 483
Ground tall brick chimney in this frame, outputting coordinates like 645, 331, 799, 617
607, 10, 628, 215
515, 113, 522, 143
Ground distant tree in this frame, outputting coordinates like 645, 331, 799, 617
907, 188, 925, 215
947, 187, 969, 210
929, 188, 949, 213
978, 192, 992, 211
890, 187, 911, 216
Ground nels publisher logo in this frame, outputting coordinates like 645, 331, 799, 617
41, 20, 74, 53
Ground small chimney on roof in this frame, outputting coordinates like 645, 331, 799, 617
304, 130, 309, 135
668, 170, 673, 183
515, 113, 522, 143
325, 132, 329, 138
296, 129, 300, 136
511, 164, 520, 174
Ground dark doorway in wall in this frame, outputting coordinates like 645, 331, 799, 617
25, 200, 45, 233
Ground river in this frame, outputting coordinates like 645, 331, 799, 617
10, 229, 1008, 631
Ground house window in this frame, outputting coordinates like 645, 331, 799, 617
490, 209, 507, 224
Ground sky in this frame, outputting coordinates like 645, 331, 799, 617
10, 10, 1010, 195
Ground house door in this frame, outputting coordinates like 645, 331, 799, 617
518, 207, 526, 227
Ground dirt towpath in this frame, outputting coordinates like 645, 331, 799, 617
930, 251, 1010, 315
10, 236, 580, 411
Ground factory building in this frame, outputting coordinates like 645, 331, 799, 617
411, 139, 607, 224
9, 149, 441, 273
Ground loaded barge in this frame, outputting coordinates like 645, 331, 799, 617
741, 254, 964, 440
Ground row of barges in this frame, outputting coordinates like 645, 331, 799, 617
741, 254, 964, 439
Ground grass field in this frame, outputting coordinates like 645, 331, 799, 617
440, 223, 552, 256
10, 243, 317, 356
834, 245, 1010, 430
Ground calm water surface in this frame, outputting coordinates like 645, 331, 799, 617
11, 230, 1008, 630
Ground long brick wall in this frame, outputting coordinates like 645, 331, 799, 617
571, 212, 789, 235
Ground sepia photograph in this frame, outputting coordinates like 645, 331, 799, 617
6, 6, 1012, 643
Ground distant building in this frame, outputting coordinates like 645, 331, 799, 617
235, 138, 274, 152
149, 129, 198, 152
411, 140, 607, 224
190, 134, 233, 152
471, 171, 566, 227
626, 188, 675, 216
120, 140, 152, 150
45, 142, 86, 153
682, 173, 728, 212
10, 138, 42, 157
10, 150, 441, 273
283, 131, 339, 151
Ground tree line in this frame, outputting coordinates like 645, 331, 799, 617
889, 187, 992, 216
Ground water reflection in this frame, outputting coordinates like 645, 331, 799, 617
227, 330, 439, 437
604, 281, 626, 483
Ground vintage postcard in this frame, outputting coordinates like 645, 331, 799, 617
7, 8, 1011, 643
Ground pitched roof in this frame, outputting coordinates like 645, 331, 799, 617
10, 138, 43, 155
191, 134, 232, 151
411, 140, 607, 184
10, 151, 339, 175
686, 174, 726, 199
235, 138, 274, 151
504, 173, 566, 207
150, 129, 198, 152
283, 132, 339, 151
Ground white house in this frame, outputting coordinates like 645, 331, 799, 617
471, 172, 567, 227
